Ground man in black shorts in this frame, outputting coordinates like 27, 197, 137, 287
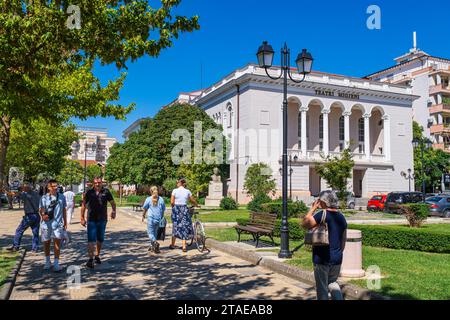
80, 177, 116, 269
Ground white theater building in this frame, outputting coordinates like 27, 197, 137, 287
192, 64, 419, 204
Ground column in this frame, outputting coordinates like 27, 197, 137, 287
300, 107, 308, 157
383, 115, 391, 161
364, 113, 371, 160
343, 111, 351, 148
322, 109, 330, 155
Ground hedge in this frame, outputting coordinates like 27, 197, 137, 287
260, 200, 309, 218
348, 224, 450, 253
236, 217, 305, 240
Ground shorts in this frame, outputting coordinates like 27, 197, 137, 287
40, 220, 64, 242
87, 220, 107, 243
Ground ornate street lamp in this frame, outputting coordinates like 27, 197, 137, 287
400, 168, 414, 192
257, 41, 313, 258
73, 140, 97, 194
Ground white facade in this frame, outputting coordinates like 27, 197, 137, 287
71, 127, 117, 164
194, 64, 419, 204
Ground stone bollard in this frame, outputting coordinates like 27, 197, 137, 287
340, 229, 365, 278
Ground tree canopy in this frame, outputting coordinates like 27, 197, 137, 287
6, 118, 79, 182
0, 0, 200, 187
243, 163, 276, 198
57, 159, 84, 188
106, 103, 229, 193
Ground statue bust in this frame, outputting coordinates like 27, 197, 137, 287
211, 167, 221, 182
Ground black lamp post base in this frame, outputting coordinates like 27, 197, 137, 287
278, 250, 292, 259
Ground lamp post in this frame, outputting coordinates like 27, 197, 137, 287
257, 41, 313, 258
279, 155, 297, 201
73, 140, 97, 194
400, 168, 414, 192
412, 138, 432, 201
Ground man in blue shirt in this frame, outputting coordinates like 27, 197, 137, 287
7, 182, 41, 253
39, 179, 67, 272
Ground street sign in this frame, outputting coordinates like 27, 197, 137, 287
8, 167, 24, 192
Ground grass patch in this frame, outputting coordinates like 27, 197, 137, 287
207, 227, 450, 300
0, 251, 18, 288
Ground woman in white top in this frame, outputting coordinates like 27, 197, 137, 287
170, 178, 198, 252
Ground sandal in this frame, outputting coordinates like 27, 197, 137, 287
182, 248, 187, 253
169, 245, 176, 250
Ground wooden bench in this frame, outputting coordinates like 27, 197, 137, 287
131, 199, 145, 212
234, 212, 277, 247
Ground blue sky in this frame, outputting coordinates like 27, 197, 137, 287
73, 0, 450, 142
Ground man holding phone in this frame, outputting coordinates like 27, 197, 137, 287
80, 177, 116, 269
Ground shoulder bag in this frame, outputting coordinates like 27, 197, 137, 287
304, 210, 329, 246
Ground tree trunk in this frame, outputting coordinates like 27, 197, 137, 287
0, 115, 12, 191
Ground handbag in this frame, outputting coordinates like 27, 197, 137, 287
304, 210, 329, 246
157, 216, 167, 241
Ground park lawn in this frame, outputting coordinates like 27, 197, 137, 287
0, 251, 18, 289
206, 227, 450, 300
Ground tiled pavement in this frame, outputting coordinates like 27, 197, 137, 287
0, 207, 316, 300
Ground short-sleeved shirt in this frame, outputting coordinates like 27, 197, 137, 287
143, 196, 166, 221
20, 191, 41, 214
84, 188, 114, 221
39, 193, 67, 225
63, 191, 75, 204
312, 210, 348, 266
171, 187, 192, 205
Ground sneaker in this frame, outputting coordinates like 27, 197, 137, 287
148, 246, 154, 252
153, 242, 160, 254
94, 256, 101, 265
44, 261, 52, 270
53, 264, 63, 272
6, 246, 19, 252
86, 259, 94, 269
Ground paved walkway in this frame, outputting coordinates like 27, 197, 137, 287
0, 208, 316, 300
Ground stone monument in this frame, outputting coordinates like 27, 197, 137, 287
205, 168, 223, 207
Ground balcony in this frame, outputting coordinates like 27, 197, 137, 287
432, 143, 450, 153
430, 124, 450, 134
430, 84, 450, 95
285, 149, 386, 163
429, 103, 450, 114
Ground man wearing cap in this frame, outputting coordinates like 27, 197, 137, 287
7, 182, 41, 253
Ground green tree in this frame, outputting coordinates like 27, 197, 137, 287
243, 163, 276, 198
57, 159, 84, 189
5, 119, 79, 183
413, 121, 450, 192
314, 148, 355, 208
0, 1, 200, 188
86, 164, 103, 183
105, 104, 228, 193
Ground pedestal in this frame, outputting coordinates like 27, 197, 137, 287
340, 229, 365, 278
205, 181, 223, 207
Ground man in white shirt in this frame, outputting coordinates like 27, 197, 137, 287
63, 189, 75, 228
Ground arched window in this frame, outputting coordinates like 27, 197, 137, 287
227, 104, 233, 128
319, 114, 323, 150
358, 118, 365, 153
339, 116, 344, 151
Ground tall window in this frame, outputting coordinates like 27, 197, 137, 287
358, 118, 365, 153
319, 114, 323, 150
227, 104, 233, 128
339, 116, 344, 151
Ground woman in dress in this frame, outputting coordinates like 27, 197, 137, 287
170, 178, 198, 252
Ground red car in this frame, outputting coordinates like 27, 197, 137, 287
367, 195, 387, 211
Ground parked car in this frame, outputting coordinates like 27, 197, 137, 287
384, 192, 424, 214
367, 194, 387, 211
425, 195, 450, 218
0, 192, 8, 205
339, 191, 356, 209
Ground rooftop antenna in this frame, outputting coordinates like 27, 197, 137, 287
410, 31, 417, 53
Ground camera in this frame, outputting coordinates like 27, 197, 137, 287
45, 199, 58, 220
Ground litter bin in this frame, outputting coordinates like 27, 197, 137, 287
340, 229, 365, 278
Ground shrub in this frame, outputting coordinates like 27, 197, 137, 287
162, 178, 178, 196
220, 196, 238, 210
236, 217, 305, 240
261, 200, 309, 218
126, 195, 147, 204
401, 203, 429, 227
247, 193, 272, 212
348, 224, 450, 253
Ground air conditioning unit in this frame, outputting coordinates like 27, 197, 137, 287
428, 118, 434, 128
